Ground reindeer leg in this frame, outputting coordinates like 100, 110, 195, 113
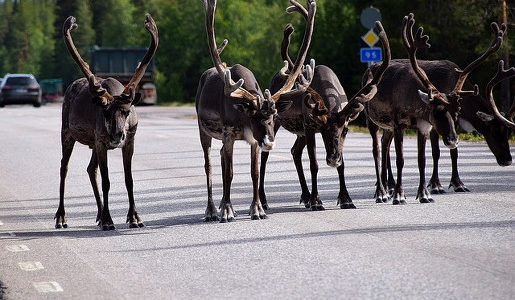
449, 147, 470, 192
123, 140, 143, 228
96, 146, 114, 230
392, 127, 406, 205
306, 132, 324, 210
86, 150, 103, 224
200, 130, 218, 222
250, 142, 267, 220
382, 130, 395, 196
416, 131, 433, 203
368, 120, 388, 203
291, 136, 311, 207
337, 161, 355, 209
259, 123, 280, 210
220, 141, 236, 223
55, 136, 75, 229
428, 129, 445, 194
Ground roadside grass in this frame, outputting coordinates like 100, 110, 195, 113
154, 102, 515, 144
348, 125, 515, 143
157, 101, 195, 107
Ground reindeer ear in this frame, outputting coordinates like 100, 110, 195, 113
477, 111, 494, 122
132, 92, 142, 106
417, 89, 431, 105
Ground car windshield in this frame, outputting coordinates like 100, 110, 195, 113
5, 77, 37, 86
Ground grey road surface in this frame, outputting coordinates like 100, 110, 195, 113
0, 104, 514, 299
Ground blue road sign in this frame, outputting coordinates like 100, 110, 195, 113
360, 47, 382, 63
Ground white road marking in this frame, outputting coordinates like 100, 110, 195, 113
33, 281, 63, 293
19, 261, 44, 271
5, 244, 30, 252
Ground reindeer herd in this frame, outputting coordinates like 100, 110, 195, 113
55, 0, 514, 230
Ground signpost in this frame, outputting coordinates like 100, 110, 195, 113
360, 7, 382, 67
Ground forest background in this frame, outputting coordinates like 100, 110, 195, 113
0, 0, 513, 114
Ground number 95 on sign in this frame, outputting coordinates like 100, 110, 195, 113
360, 47, 382, 63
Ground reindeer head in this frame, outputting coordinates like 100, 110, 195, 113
203, 0, 316, 152
474, 60, 515, 166
63, 14, 158, 148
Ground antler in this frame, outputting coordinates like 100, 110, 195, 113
63, 16, 113, 104
203, 0, 258, 105
451, 22, 506, 97
401, 13, 447, 104
338, 21, 391, 118
271, 0, 316, 102
280, 24, 295, 73
122, 14, 159, 96
481, 60, 515, 130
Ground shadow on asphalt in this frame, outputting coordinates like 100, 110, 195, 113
110, 219, 515, 252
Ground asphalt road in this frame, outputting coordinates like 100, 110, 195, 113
0, 104, 514, 299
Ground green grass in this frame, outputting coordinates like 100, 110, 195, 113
157, 101, 195, 107
348, 125, 515, 143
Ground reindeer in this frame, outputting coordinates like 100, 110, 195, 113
197, 0, 315, 222
428, 58, 515, 193
369, 21, 509, 199
259, 20, 391, 210
55, 14, 158, 230
364, 13, 479, 205
477, 60, 515, 130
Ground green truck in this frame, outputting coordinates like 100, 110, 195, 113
89, 46, 157, 105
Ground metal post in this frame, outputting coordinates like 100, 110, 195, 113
499, 0, 510, 113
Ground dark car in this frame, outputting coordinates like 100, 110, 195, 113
0, 74, 42, 107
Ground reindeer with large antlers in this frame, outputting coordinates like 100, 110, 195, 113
55, 14, 158, 230
197, 0, 315, 222
376, 23, 512, 196
259, 19, 391, 210
477, 60, 515, 131
364, 13, 477, 204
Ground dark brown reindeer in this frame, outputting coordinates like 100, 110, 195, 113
197, 0, 315, 222
371, 22, 509, 198
364, 13, 477, 205
259, 19, 391, 210
428, 58, 515, 193
477, 60, 515, 131
55, 14, 158, 230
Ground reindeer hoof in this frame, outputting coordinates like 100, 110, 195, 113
419, 198, 432, 204
340, 203, 356, 209
55, 224, 62, 229
454, 186, 470, 193
101, 224, 109, 231
138, 222, 145, 227
262, 203, 269, 210
393, 199, 407, 205
62, 223, 68, 228
310, 205, 325, 211
430, 188, 446, 194
220, 217, 235, 223
251, 215, 260, 220
129, 223, 139, 228
204, 216, 220, 222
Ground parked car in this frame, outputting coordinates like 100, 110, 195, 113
0, 74, 42, 107
40, 78, 63, 103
